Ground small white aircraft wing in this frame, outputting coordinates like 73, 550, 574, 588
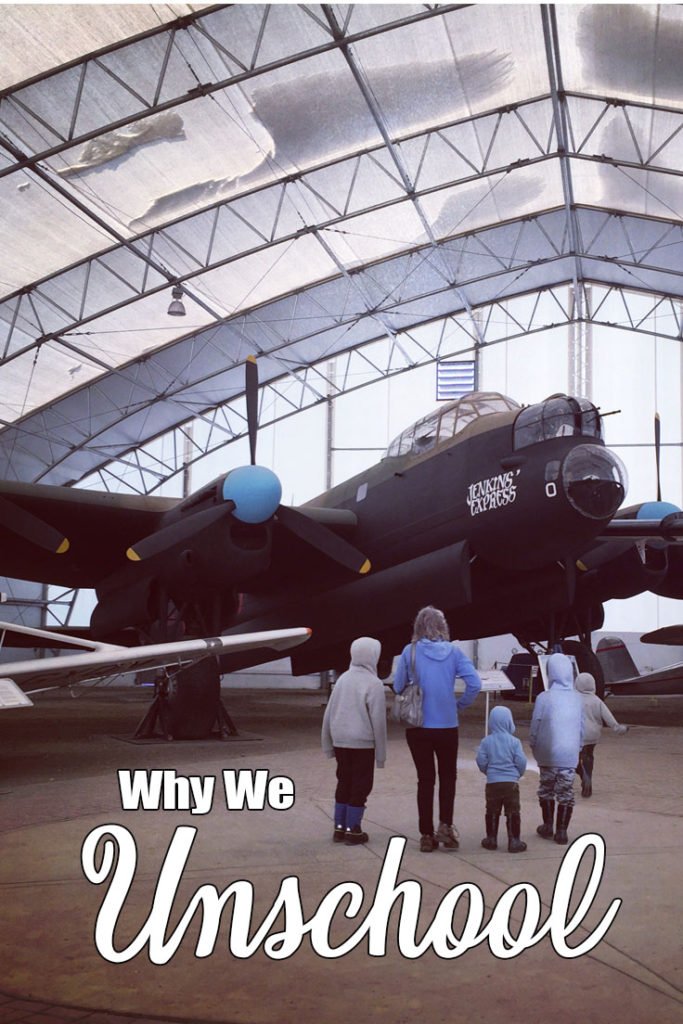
605, 663, 683, 697
0, 627, 312, 693
597, 634, 683, 696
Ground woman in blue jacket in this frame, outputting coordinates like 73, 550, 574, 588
393, 606, 481, 852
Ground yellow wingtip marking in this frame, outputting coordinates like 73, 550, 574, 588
360, 559, 371, 575
56, 538, 70, 554
576, 560, 587, 572
247, 354, 257, 364
126, 547, 141, 562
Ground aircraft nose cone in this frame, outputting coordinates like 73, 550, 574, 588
562, 444, 626, 520
222, 465, 282, 524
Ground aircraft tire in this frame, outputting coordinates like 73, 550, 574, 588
167, 657, 221, 739
561, 639, 605, 699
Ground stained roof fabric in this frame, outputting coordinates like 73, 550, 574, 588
0, 3, 681, 486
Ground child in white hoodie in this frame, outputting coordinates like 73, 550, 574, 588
574, 671, 628, 797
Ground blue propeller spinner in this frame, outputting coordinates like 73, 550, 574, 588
222, 465, 282, 524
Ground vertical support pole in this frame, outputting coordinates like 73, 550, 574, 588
569, 284, 592, 399
326, 359, 335, 491
182, 422, 193, 499
321, 359, 336, 697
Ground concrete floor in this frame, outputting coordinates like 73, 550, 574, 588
1, 687, 682, 1024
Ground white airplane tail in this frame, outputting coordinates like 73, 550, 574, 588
596, 636, 639, 683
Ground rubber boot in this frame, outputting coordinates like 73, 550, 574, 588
333, 802, 348, 843
554, 803, 573, 844
506, 813, 527, 853
581, 748, 594, 798
536, 799, 555, 839
481, 812, 499, 850
344, 805, 368, 845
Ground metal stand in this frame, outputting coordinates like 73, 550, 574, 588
134, 673, 174, 740
215, 699, 238, 738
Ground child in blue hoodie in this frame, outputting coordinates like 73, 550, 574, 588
475, 705, 527, 853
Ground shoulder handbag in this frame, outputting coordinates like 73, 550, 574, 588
392, 642, 424, 727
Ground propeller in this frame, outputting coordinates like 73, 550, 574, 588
0, 495, 69, 554
128, 356, 371, 575
126, 504, 234, 562
246, 354, 259, 466
276, 504, 371, 575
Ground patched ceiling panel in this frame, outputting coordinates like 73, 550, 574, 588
0, 3, 681, 487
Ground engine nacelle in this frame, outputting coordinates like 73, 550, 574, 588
91, 577, 157, 638
157, 521, 272, 598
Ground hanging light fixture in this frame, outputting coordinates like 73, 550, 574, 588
167, 284, 186, 317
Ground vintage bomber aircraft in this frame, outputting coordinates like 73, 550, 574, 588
1, 359, 682, 719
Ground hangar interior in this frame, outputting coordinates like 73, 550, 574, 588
1, 2, 682, 641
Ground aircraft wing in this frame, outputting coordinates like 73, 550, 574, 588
598, 511, 683, 540
0, 480, 173, 588
0, 627, 311, 693
604, 663, 683, 696
596, 635, 683, 696
640, 626, 683, 646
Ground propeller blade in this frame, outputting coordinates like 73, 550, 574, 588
0, 495, 69, 554
246, 355, 259, 466
127, 503, 233, 562
276, 504, 371, 575
654, 412, 662, 503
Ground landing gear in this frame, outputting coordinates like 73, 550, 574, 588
133, 589, 240, 740
560, 639, 605, 699
509, 626, 605, 700
134, 658, 238, 740
377, 655, 395, 681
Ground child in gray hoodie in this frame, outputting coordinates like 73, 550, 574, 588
574, 671, 628, 797
321, 637, 387, 845
475, 705, 528, 852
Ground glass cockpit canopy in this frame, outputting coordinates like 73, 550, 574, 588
513, 395, 604, 449
385, 392, 520, 460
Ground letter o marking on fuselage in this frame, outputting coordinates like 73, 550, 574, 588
545, 482, 557, 498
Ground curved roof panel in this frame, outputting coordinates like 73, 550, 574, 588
0, 3, 681, 485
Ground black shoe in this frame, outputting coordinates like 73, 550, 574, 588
333, 825, 346, 843
344, 826, 368, 846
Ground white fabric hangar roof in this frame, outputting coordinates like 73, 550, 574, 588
1, 3, 682, 488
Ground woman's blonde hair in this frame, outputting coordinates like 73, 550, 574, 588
412, 605, 450, 642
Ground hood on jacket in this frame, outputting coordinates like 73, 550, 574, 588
349, 636, 381, 672
488, 704, 515, 734
417, 638, 455, 661
575, 671, 596, 694
547, 652, 575, 690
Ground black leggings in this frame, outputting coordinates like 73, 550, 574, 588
406, 727, 459, 835
578, 744, 596, 779
334, 747, 375, 808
